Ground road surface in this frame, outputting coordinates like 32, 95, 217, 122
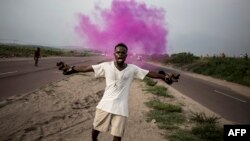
0, 56, 106, 101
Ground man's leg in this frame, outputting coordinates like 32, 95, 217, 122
93, 109, 112, 141
111, 115, 126, 141
34, 58, 38, 66
92, 129, 100, 141
113, 136, 121, 141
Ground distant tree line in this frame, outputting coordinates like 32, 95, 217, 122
0, 44, 93, 58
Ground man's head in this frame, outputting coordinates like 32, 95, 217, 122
114, 43, 128, 65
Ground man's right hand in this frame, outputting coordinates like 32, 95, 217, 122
56, 61, 77, 75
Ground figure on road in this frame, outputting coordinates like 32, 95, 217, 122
34, 47, 40, 66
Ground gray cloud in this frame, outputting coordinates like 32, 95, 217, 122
0, 0, 249, 56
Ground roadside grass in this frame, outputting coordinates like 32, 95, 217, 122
143, 77, 158, 86
143, 79, 223, 141
190, 112, 220, 124
143, 78, 173, 97
191, 57, 250, 86
145, 85, 172, 97
191, 123, 223, 141
169, 129, 202, 141
150, 52, 250, 86
189, 112, 223, 141
145, 99, 182, 112
145, 99, 185, 130
165, 53, 250, 86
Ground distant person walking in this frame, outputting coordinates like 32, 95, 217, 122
34, 47, 40, 66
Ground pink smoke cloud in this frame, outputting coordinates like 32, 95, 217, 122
75, 0, 168, 55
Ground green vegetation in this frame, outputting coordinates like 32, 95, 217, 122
145, 85, 172, 97
159, 52, 250, 86
169, 129, 202, 141
190, 112, 223, 141
190, 112, 220, 124
143, 77, 171, 97
0, 44, 92, 58
143, 77, 158, 86
191, 123, 223, 141
169, 52, 199, 64
145, 99, 182, 112
143, 79, 223, 141
192, 57, 250, 86
145, 100, 185, 130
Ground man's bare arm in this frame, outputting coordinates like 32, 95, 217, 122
74, 65, 94, 73
56, 61, 94, 75
146, 71, 165, 80
146, 71, 180, 85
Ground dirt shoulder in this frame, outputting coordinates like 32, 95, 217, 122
0, 70, 234, 141
0, 73, 166, 141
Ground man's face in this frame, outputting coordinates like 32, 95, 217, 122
114, 46, 127, 64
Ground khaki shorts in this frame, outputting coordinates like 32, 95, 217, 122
93, 108, 127, 137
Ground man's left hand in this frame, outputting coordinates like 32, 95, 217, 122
158, 70, 180, 85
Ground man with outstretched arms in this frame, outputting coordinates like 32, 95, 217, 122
57, 43, 180, 141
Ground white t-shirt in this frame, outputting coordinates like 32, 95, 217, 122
92, 61, 149, 117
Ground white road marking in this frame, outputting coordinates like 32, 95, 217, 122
214, 90, 247, 103
0, 71, 18, 75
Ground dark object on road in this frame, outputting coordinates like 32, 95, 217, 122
158, 70, 180, 85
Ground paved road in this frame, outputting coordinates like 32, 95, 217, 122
139, 62, 250, 124
0, 56, 106, 101
0, 58, 249, 124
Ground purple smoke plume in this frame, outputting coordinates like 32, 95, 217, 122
75, 0, 168, 55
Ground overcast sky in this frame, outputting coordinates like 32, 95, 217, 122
0, 0, 249, 56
